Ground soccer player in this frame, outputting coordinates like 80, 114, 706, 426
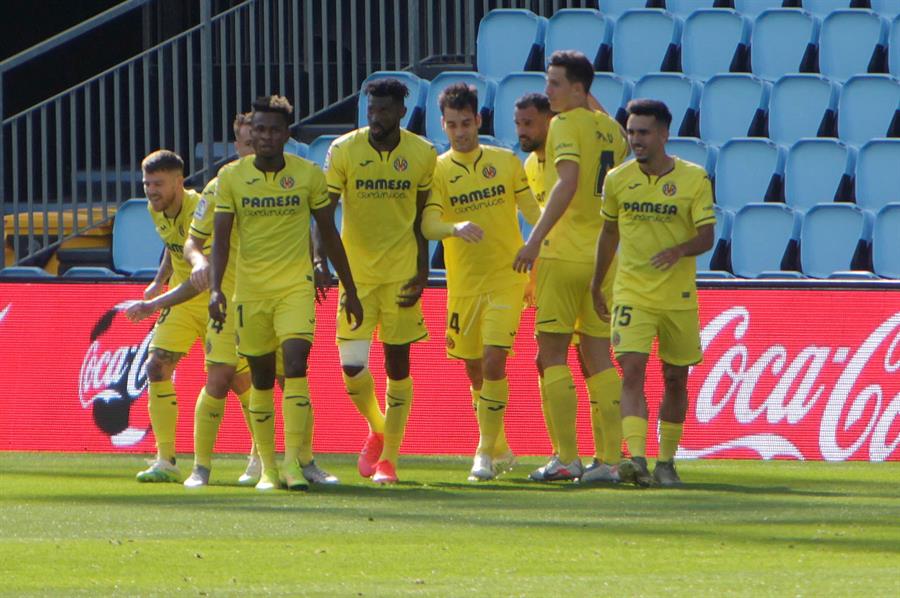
513, 51, 629, 482
319, 78, 436, 484
209, 95, 363, 491
592, 99, 715, 487
422, 83, 541, 481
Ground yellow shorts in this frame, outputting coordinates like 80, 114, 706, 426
336, 280, 428, 346
535, 258, 613, 338
205, 300, 249, 373
235, 285, 316, 357
446, 284, 525, 361
611, 304, 702, 366
150, 298, 207, 354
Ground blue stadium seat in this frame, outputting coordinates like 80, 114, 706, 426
130, 268, 158, 280
755, 270, 807, 279
752, 9, 820, 82
425, 72, 497, 145
284, 138, 309, 158
837, 74, 900, 146
715, 138, 786, 210
872, 203, 900, 278
633, 73, 701, 137
827, 270, 880, 280
800, 203, 874, 278
0, 266, 52, 278
697, 205, 733, 271
546, 9, 612, 70
666, 137, 718, 175
890, 15, 900, 77
357, 71, 430, 133
819, 10, 889, 83
784, 138, 856, 211
802, 0, 857, 18
768, 74, 840, 145
871, 0, 897, 19
193, 141, 233, 167
682, 9, 751, 80
307, 134, 340, 168
597, 0, 652, 18
62, 267, 123, 279
611, 10, 683, 80
699, 74, 771, 145
476, 9, 548, 79
664, 1, 719, 18
732, 0, 786, 18
696, 270, 736, 279
591, 73, 634, 127
493, 72, 547, 147
856, 139, 900, 211
112, 199, 164, 275
478, 135, 511, 149
731, 203, 802, 278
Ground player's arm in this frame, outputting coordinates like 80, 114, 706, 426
650, 224, 715, 271
309, 214, 333, 304
512, 159, 578, 272
144, 248, 172, 300
208, 212, 233, 323
312, 205, 363, 329
183, 235, 211, 292
420, 171, 482, 242
125, 279, 203, 322
398, 189, 431, 308
591, 220, 620, 322
513, 159, 541, 226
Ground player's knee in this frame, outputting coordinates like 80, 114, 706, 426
145, 354, 170, 383
383, 343, 411, 380
339, 340, 371, 376
534, 354, 544, 376
282, 338, 311, 378
342, 364, 365, 377
230, 371, 251, 395
205, 366, 233, 398
482, 348, 507, 380
464, 360, 483, 388
662, 365, 689, 393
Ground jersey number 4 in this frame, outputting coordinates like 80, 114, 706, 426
594, 150, 615, 197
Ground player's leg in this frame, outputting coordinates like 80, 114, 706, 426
186, 362, 234, 488
577, 335, 622, 484
230, 366, 260, 485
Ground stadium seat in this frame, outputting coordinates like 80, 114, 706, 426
682, 9, 752, 80
357, 71, 430, 133
871, 0, 897, 19
768, 75, 840, 145
591, 73, 634, 127
307, 134, 339, 168
130, 268, 159, 280
493, 72, 547, 147
819, 10, 889, 83
731, 203, 802, 278
664, 1, 719, 18
872, 203, 900, 278
697, 205, 733, 271
837, 75, 900, 146
784, 138, 856, 211
732, 0, 786, 18
889, 15, 900, 77
0, 266, 52, 278
633, 73, 701, 137
611, 10, 683, 80
751, 9, 820, 82
827, 270, 880, 280
800, 203, 874, 278
755, 270, 807, 279
112, 199, 165, 275
802, 0, 858, 18
62, 267, 123, 279
696, 270, 736, 279
855, 139, 900, 211
284, 138, 309, 158
666, 137, 718, 175
545, 9, 612, 70
425, 72, 497, 145
699, 74, 771, 145
597, 0, 653, 19
478, 135, 511, 149
476, 9, 548, 80
715, 138, 786, 210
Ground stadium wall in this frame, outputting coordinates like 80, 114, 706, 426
0, 282, 898, 462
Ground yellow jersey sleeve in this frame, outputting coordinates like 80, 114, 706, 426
512, 154, 540, 226
324, 138, 347, 195
190, 178, 217, 239
601, 167, 620, 222
524, 152, 546, 207
418, 145, 437, 191
421, 159, 454, 240
214, 166, 236, 214
692, 174, 716, 228
550, 115, 581, 166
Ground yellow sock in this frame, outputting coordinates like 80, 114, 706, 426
249, 386, 276, 472
472, 386, 511, 458
539, 375, 558, 455
380, 377, 413, 465
193, 387, 224, 469
236, 388, 256, 456
476, 378, 509, 456
148, 380, 178, 462
344, 370, 385, 434
543, 365, 578, 464
657, 420, 684, 462
300, 406, 315, 465
586, 369, 623, 464
282, 377, 311, 465
622, 415, 648, 459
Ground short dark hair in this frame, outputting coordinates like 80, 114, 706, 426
233, 111, 252, 136
141, 149, 184, 174
548, 50, 594, 93
626, 98, 673, 129
251, 95, 293, 127
514, 92, 552, 113
365, 78, 409, 104
438, 82, 478, 116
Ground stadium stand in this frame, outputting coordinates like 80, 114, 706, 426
0, 266, 54, 278
61, 267, 123, 279
545, 9, 612, 70
611, 9, 683, 80
855, 139, 900, 211
699, 74, 771, 145
730, 203, 802, 278
129, 268, 159, 280
818, 10, 889, 82
731, 0, 788, 17
681, 9, 751, 80
596, 0, 656, 18
493, 72, 547, 147
663, 1, 717, 18
870, 0, 897, 18
697, 204, 732, 272
715, 138, 785, 210
591, 73, 633, 128
802, 0, 868, 18
307, 134, 339, 168
784, 138, 857, 211
872, 203, 900, 278
751, 9, 820, 82
666, 137, 718, 176
111, 199, 164, 275
476, 9, 548, 80
768, 74, 840, 145
357, 71, 430, 133
424, 72, 497, 145
800, 203, 874, 278
633, 73, 701, 137
836, 74, 900, 145
285, 138, 309, 158
889, 15, 900, 77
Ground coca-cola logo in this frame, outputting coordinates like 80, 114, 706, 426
680, 307, 900, 462
79, 301, 153, 447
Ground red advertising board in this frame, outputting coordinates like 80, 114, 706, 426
0, 282, 898, 461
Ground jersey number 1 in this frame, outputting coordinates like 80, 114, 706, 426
595, 150, 615, 196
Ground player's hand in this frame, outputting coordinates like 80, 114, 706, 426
513, 241, 540, 273
313, 261, 332, 305
125, 301, 156, 322
452, 221, 484, 243
397, 273, 427, 308
208, 289, 227, 324
523, 267, 538, 307
341, 290, 364, 330
189, 261, 210, 292
592, 288, 611, 323
651, 245, 684, 271
144, 280, 165, 300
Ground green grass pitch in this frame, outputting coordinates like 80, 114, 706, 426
1, 453, 898, 596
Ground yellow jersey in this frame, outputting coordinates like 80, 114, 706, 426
324, 127, 437, 285
148, 189, 206, 306
426, 145, 540, 297
542, 107, 629, 263
189, 177, 238, 298
601, 157, 716, 311
524, 152, 546, 207
214, 154, 330, 301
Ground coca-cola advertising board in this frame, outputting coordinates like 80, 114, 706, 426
0, 282, 898, 461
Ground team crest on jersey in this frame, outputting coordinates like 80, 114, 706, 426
393, 157, 408, 172
446, 335, 455, 350
280, 176, 295, 190
482, 164, 496, 179
662, 182, 677, 197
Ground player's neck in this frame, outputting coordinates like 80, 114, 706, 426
450, 144, 480, 160
638, 153, 675, 178
253, 153, 286, 174
164, 188, 183, 218
535, 145, 546, 161
368, 128, 401, 153
560, 96, 590, 113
